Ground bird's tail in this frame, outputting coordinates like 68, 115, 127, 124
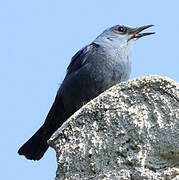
18, 96, 67, 160
18, 125, 49, 160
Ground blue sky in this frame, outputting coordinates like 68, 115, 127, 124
1, 0, 179, 179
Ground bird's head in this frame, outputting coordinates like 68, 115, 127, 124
94, 25, 155, 51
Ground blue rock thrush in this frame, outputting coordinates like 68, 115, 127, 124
18, 25, 154, 160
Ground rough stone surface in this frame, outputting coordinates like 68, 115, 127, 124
48, 75, 179, 180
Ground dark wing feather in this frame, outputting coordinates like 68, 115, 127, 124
66, 43, 98, 75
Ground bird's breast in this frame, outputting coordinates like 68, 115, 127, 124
88, 51, 131, 92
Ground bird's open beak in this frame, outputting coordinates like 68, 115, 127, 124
128, 25, 155, 41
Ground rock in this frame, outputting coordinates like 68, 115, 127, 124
48, 75, 179, 180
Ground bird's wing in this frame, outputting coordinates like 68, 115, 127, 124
66, 43, 98, 75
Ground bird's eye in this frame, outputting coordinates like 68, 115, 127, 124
117, 26, 126, 34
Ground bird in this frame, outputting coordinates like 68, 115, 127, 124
18, 24, 155, 160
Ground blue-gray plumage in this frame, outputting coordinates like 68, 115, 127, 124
18, 24, 154, 160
